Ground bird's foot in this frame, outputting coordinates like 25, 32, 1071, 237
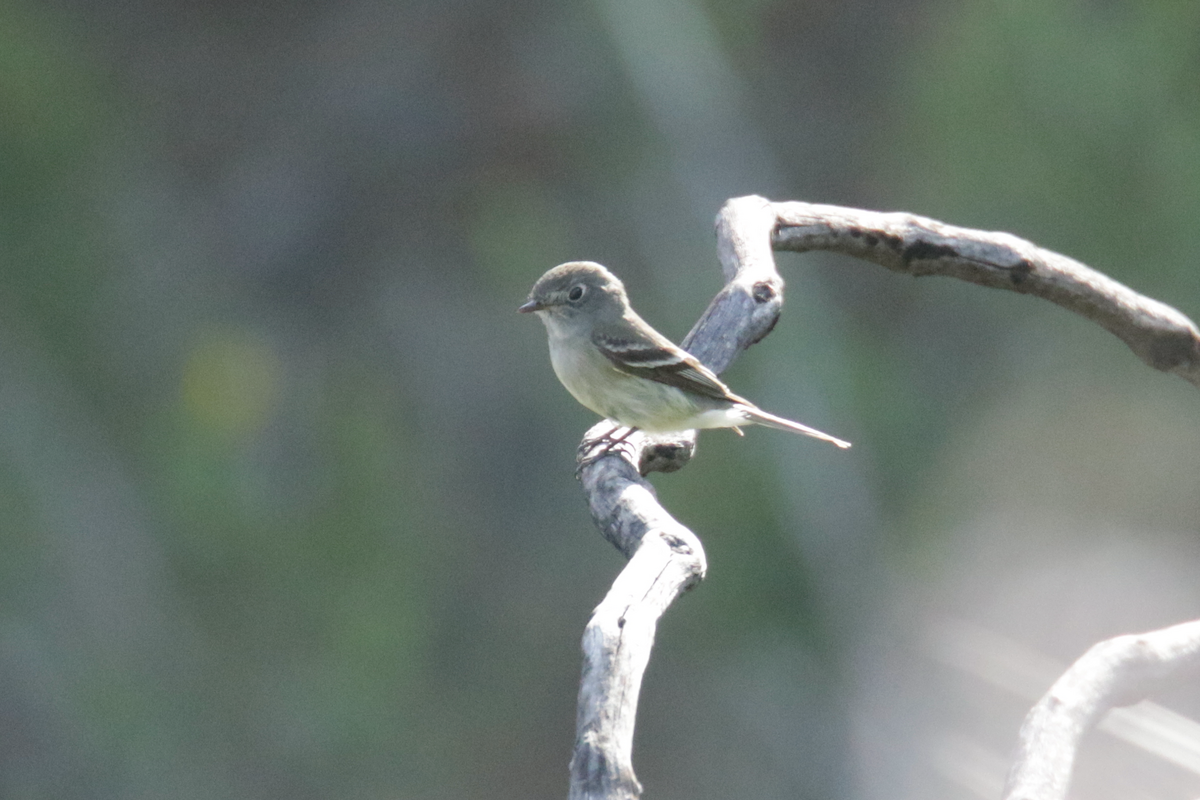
576, 424, 639, 478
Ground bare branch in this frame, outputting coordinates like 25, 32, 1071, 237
568, 198, 789, 797
1004, 620, 1200, 800
681, 194, 785, 371
569, 426, 706, 800
566, 195, 1200, 798
754, 196, 1200, 388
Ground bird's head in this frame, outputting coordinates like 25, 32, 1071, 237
518, 261, 628, 325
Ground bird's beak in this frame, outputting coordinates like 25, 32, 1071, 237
517, 298, 543, 314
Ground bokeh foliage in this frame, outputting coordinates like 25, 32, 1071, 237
0, 0, 1196, 798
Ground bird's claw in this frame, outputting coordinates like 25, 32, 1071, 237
576, 424, 639, 479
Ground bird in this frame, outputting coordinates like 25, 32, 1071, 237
518, 261, 851, 450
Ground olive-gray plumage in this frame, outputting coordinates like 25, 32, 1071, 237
519, 261, 850, 448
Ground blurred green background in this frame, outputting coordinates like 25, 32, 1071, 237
2, 0, 1199, 798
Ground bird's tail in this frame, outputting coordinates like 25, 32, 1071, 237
741, 405, 852, 449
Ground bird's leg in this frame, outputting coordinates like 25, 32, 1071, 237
577, 423, 639, 476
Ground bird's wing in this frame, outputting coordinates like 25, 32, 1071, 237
593, 327, 734, 403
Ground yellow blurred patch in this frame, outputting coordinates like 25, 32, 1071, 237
181, 330, 281, 439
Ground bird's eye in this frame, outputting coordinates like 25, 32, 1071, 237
567, 285, 585, 302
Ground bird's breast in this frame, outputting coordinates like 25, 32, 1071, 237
546, 330, 614, 417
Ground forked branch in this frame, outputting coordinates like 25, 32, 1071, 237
567, 195, 1200, 799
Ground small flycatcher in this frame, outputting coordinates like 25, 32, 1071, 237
519, 261, 850, 449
